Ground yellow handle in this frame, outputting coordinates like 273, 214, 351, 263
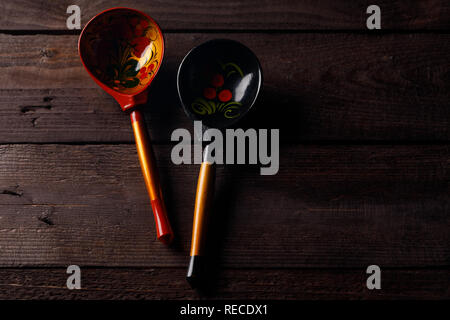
131, 110, 173, 245
190, 161, 216, 256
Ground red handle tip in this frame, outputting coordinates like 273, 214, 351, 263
151, 198, 174, 245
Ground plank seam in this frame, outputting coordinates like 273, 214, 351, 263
1, 29, 450, 36
0, 141, 450, 146
0, 266, 448, 271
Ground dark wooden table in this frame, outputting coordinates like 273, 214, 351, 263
0, 1, 449, 299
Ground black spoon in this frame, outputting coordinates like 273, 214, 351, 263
177, 39, 263, 287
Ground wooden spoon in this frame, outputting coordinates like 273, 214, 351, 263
79, 7, 173, 244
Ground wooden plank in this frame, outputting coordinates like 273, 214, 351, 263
0, 33, 449, 143
0, 144, 448, 268
0, 267, 447, 299
1, 1, 450, 31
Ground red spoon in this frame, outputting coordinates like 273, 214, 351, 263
79, 7, 173, 244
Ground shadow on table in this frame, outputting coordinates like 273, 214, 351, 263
137, 67, 305, 294
190, 88, 304, 295
193, 164, 242, 295
143, 69, 309, 144
237, 86, 308, 142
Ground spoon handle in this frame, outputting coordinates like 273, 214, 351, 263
187, 148, 216, 287
130, 110, 174, 245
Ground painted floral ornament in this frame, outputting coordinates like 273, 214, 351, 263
80, 11, 163, 94
191, 61, 244, 119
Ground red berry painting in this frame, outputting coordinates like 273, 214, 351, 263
203, 87, 216, 100
191, 61, 244, 119
218, 89, 232, 102
212, 74, 224, 87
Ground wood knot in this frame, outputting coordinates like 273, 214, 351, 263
38, 208, 55, 226
40, 48, 55, 58
1, 186, 23, 197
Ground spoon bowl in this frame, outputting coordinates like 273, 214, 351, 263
177, 39, 262, 129
79, 7, 164, 109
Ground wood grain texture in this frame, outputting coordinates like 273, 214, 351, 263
0, 144, 448, 268
0, 268, 448, 300
1, 0, 449, 301
0, 0, 449, 31
0, 33, 449, 143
